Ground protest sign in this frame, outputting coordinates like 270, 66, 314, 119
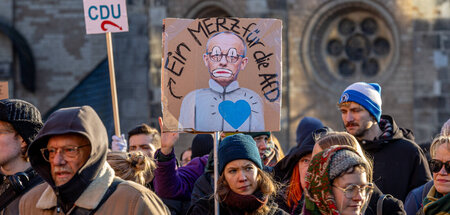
162, 18, 282, 132
83, 0, 129, 34
83, 0, 129, 136
0, 82, 8, 99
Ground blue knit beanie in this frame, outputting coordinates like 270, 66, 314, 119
339, 82, 382, 122
218, 133, 262, 175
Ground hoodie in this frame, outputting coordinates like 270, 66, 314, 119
27, 106, 108, 213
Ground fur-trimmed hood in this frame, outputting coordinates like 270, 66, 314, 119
36, 162, 114, 211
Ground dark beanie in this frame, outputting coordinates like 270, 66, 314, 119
191, 134, 214, 159
218, 134, 262, 175
295, 117, 323, 146
0, 99, 43, 146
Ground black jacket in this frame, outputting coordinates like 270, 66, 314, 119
365, 184, 406, 215
359, 115, 432, 201
0, 168, 43, 215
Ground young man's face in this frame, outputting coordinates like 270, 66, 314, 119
0, 121, 24, 170
129, 134, 157, 157
339, 102, 376, 139
46, 134, 91, 186
203, 33, 248, 87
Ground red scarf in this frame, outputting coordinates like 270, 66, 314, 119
222, 190, 268, 212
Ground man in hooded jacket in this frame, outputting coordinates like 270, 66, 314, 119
19, 106, 169, 214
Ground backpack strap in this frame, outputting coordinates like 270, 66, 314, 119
376, 194, 393, 215
88, 177, 124, 215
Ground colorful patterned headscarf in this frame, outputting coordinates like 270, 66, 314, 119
302, 145, 364, 215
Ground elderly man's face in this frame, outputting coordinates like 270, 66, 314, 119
203, 33, 248, 87
46, 134, 91, 186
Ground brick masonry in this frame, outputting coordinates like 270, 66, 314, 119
0, 0, 448, 154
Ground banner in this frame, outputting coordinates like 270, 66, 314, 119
162, 18, 282, 132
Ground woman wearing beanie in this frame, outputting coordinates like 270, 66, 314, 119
188, 133, 288, 215
302, 145, 373, 215
311, 132, 406, 215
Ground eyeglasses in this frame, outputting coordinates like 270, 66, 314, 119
333, 183, 374, 199
429, 159, 450, 173
40, 144, 90, 162
206, 52, 245, 63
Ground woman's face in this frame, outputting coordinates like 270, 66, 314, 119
332, 169, 369, 215
224, 159, 258, 195
298, 153, 312, 189
433, 144, 450, 195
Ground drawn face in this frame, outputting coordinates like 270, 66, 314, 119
223, 159, 258, 195
203, 33, 248, 87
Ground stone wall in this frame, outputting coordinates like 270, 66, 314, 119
0, 0, 447, 154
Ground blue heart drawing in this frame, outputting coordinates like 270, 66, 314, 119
218, 100, 251, 129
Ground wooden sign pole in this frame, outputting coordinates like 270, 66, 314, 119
214, 131, 220, 215
106, 32, 121, 136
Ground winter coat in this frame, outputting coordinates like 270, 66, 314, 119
153, 148, 208, 200
0, 168, 43, 215
404, 181, 434, 215
19, 163, 170, 214
365, 184, 406, 215
359, 115, 432, 201
189, 172, 214, 214
19, 106, 169, 214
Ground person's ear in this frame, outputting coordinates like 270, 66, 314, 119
19, 137, 27, 151
203, 53, 209, 67
240, 57, 248, 70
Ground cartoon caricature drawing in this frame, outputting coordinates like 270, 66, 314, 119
178, 31, 265, 131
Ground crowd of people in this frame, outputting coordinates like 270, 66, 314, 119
0, 81, 449, 215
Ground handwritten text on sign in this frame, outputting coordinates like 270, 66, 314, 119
83, 0, 129, 34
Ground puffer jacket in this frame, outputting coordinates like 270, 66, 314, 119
19, 106, 169, 214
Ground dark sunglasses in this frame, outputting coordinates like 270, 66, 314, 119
429, 159, 450, 173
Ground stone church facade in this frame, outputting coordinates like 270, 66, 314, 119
0, 0, 448, 150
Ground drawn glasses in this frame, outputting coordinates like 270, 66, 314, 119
206, 46, 245, 63
40, 144, 90, 162
333, 183, 374, 199
429, 159, 450, 173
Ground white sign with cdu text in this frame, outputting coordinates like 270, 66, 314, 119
83, 0, 129, 34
